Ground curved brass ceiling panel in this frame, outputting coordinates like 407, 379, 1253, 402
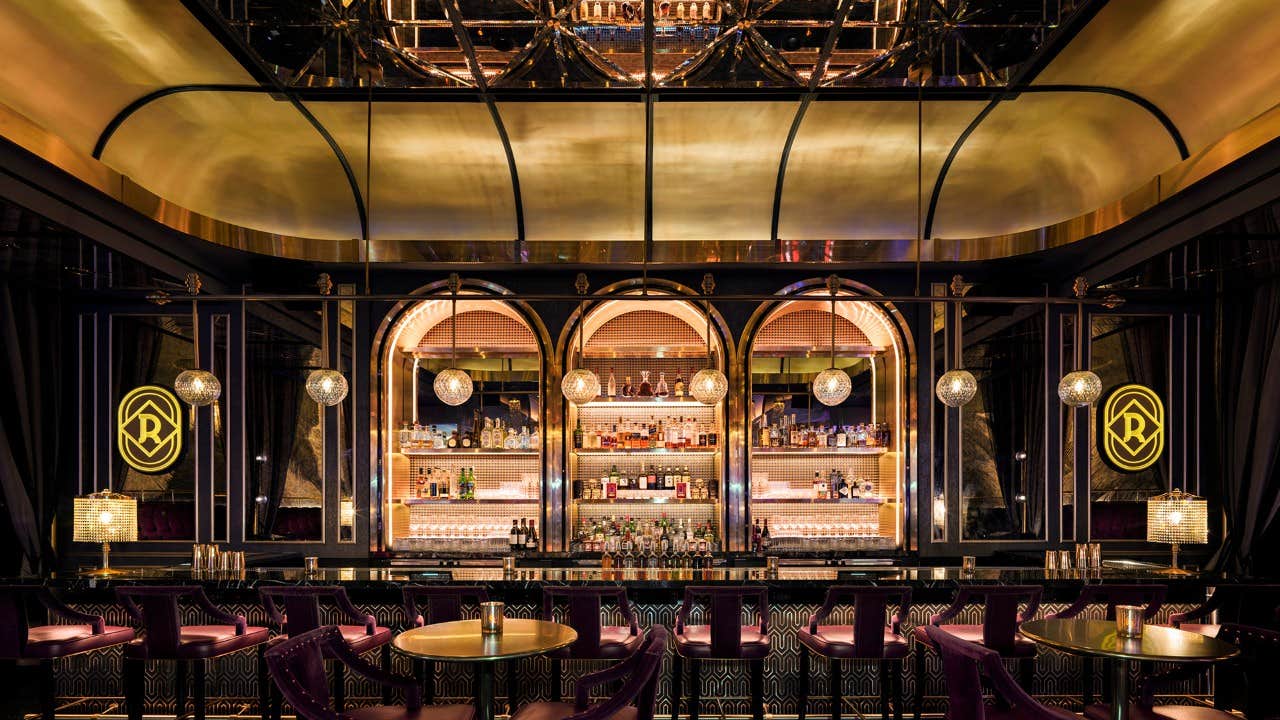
0, 0, 252, 154
1036, 0, 1280, 154
778, 101, 986, 241
305, 102, 517, 243
652, 100, 799, 242
101, 92, 362, 240
932, 92, 1183, 239
499, 101, 645, 242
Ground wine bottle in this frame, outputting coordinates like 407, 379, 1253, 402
607, 368, 617, 398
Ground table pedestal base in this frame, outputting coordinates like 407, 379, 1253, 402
1110, 658, 1132, 720
474, 662, 496, 720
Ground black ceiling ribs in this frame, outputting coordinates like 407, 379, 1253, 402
921, 84, 1191, 241
177, 0, 370, 247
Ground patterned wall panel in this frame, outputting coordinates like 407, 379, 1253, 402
55, 602, 1207, 717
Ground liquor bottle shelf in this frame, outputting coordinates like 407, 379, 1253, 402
401, 498, 539, 506
751, 447, 889, 456
574, 448, 719, 455
574, 497, 718, 505
578, 398, 711, 408
400, 449, 540, 456
751, 496, 885, 505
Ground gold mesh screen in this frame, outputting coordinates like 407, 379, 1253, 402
585, 310, 703, 355
755, 309, 871, 352
73, 491, 139, 543
416, 310, 537, 353
393, 452, 541, 500
574, 501, 720, 535
750, 453, 884, 495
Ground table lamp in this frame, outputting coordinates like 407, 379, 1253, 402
73, 490, 138, 576
1146, 488, 1207, 574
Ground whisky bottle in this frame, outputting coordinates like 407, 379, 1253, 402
655, 371, 669, 398
638, 370, 653, 397
674, 368, 685, 398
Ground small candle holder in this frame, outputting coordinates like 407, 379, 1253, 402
1089, 543, 1103, 568
481, 601, 505, 635
1115, 605, 1144, 638
1075, 544, 1089, 570
1058, 549, 1074, 571
503, 556, 517, 575
1044, 550, 1059, 571
961, 556, 976, 574
766, 556, 779, 576
304, 556, 319, 574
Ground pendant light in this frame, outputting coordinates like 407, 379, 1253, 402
433, 273, 473, 406
1057, 276, 1102, 407
935, 275, 976, 408
562, 273, 601, 406
690, 273, 728, 406
173, 273, 222, 407
306, 273, 349, 407
813, 274, 852, 406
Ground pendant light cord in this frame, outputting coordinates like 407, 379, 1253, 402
186, 273, 202, 371
448, 273, 460, 367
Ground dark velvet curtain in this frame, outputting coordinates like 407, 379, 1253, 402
0, 283, 61, 575
1120, 319, 1169, 489
982, 315, 1046, 538
247, 355, 301, 538
1211, 276, 1280, 575
109, 318, 162, 490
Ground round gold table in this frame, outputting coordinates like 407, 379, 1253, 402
1020, 619, 1238, 720
393, 619, 577, 720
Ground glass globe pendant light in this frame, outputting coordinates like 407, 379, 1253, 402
691, 274, 727, 406
1057, 277, 1102, 407
813, 275, 851, 406
306, 273, 349, 407
935, 275, 976, 408
433, 273, 473, 406
562, 273, 601, 406
173, 273, 222, 407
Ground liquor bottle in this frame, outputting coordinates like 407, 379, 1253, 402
416, 467, 427, 499
761, 519, 771, 551
601, 548, 614, 570
517, 518, 526, 547
510, 519, 520, 551
674, 369, 685, 398
461, 425, 472, 448
638, 370, 653, 397
399, 423, 411, 450
573, 418, 584, 450
607, 368, 617, 398
525, 520, 538, 550
655, 371, 669, 398
751, 518, 761, 553
622, 376, 634, 398
520, 426, 530, 450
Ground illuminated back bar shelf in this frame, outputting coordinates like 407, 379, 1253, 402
567, 295, 726, 553
383, 293, 545, 554
748, 295, 905, 553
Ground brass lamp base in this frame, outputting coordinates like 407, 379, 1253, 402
1153, 543, 1195, 575
81, 542, 133, 577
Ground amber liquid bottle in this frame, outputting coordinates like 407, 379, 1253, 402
638, 370, 653, 397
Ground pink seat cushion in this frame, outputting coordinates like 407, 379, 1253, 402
511, 701, 637, 720
1085, 703, 1232, 720
339, 625, 394, 655
549, 626, 642, 659
990, 702, 1080, 720
20, 624, 135, 659
1168, 623, 1220, 638
674, 625, 770, 659
797, 625, 910, 659
126, 625, 270, 660
913, 624, 1037, 658
345, 703, 477, 720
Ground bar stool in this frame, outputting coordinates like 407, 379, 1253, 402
1050, 584, 1166, 706
798, 586, 911, 720
259, 585, 394, 715
671, 586, 771, 720
912, 585, 1042, 720
927, 626, 1077, 720
267, 625, 476, 720
541, 587, 642, 701
0, 585, 136, 720
402, 585, 518, 707
511, 626, 667, 720
116, 585, 270, 720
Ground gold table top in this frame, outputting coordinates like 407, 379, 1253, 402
393, 619, 578, 662
1019, 619, 1239, 663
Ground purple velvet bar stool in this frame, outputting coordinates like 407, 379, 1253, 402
672, 586, 771, 720
927, 625, 1077, 720
267, 625, 477, 720
912, 585, 1042, 720
541, 587, 642, 701
260, 585, 395, 715
1050, 584, 1166, 707
1083, 623, 1280, 720
116, 586, 271, 720
0, 585, 136, 720
797, 586, 911, 720
511, 626, 667, 720
402, 585, 519, 708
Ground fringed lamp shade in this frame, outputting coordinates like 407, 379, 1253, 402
1146, 489, 1207, 572
74, 490, 137, 575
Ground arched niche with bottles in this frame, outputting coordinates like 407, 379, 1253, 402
380, 290, 547, 555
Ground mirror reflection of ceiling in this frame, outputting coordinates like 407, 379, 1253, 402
0, 0, 1278, 262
